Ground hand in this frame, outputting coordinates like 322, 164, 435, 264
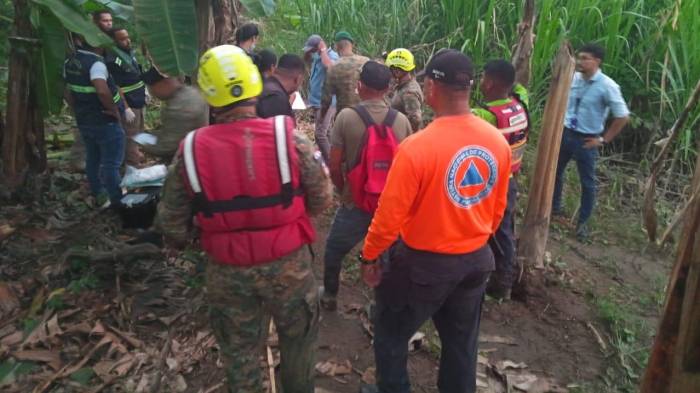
362, 263, 382, 288
124, 108, 136, 124
583, 136, 603, 149
318, 40, 327, 52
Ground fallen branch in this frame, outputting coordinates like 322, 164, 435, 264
267, 320, 277, 393
586, 322, 608, 353
149, 330, 173, 393
659, 182, 700, 246
62, 243, 161, 264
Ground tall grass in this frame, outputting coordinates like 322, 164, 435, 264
264, 0, 699, 180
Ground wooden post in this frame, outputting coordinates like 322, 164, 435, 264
511, 0, 536, 87
640, 145, 700, 393
517, 42, 575, 271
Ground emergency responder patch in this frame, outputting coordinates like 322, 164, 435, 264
445, 145, 498, 209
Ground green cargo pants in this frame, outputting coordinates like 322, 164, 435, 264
205, 249, 319, 393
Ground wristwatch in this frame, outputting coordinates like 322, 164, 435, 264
598, 136, 605, 144
358, 253, 377, 266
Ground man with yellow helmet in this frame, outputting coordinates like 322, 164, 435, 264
386, 48, 424, 132
157, 45, 332, 392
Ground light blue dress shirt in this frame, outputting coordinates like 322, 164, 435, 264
564, 70, 630, 134
308, 49, 339, 108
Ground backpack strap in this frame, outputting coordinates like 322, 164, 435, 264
351, 104, 376, 128
382, 108, 398, 128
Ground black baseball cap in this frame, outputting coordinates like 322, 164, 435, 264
419, 49, 474, 89
359, 61, 391, 90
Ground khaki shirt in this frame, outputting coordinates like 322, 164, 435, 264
390, 78, 424, 132
141, 85, 209, 161
330, 98, 413, 205
321, 54, 369, 115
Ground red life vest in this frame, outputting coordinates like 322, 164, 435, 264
181, 115, 315, 267
486, 96, 529, 174
346, 105, 399, 213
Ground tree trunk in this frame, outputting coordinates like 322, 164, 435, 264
511, 0, 536, 87
515, 42, 575, 294
1, 0, 45, 188
212, 0, 236, 45
196, 0, 214, 54
640, 143, 700, 392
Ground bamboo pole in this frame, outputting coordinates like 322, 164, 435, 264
640, 143, 700, 392
511, 0, 536, 87
642, 78, 700, 242
517, 42, 575, 272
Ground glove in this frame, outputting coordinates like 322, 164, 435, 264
124, 108, 136, 124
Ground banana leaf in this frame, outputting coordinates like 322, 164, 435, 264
75, 0, 134, 23
31, 6, 66, 115
132, 0, 198, 76
240, 0, 276, 17
31, 0, 111, 47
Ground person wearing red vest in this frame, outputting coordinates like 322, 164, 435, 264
473, 59, 530, 301
156, 45, 332, 392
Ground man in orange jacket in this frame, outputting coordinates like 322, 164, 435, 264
359, 50, 512, 393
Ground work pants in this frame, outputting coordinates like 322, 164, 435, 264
552, 127, 599, 225
78, 122, 125, 204
373, 241, 494, 393
490, 176, 518, 290
323, 205, 373, 296
205, 249, 319, 393
313, 106, 336, 164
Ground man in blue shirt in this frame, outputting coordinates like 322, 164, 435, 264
552, 43, 630, 240
304, 34, 339, 162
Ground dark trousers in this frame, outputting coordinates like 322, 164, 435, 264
78, 122, 125, 204
490, 176, 518, 289
323, 205, 373, 296
552, 128, 599, 225
373, 241, 494, 393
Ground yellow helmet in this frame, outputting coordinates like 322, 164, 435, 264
197, 45, 263, 107
386, 48, 415, 72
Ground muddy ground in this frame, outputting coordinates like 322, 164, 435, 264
0, 126, 672, 393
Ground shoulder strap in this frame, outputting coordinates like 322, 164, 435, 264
274, 116, 294, 207
382, 108, 398, 127
351, 105, 376, 128
183, 130, 202, 193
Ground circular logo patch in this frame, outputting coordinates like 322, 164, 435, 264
230, 85, 243, 97
445, 146, 498, 209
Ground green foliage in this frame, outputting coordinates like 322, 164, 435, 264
32, 0, 112, 47
132, 0, 198, 76
69, 367, 95, 385
266, 0, 699, 180
241, 0, 276, 17
31, 7, 66, 115
76, 0, 134, 22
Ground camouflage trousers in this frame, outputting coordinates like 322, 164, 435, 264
205, 248, 319, 393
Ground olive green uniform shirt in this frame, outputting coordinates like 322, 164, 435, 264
390, 78, 424, 132
320, 54, 369, 116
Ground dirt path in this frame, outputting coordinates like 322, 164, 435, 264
0, 167, 671, 393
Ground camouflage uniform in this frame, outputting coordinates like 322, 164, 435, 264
157, 122, 332, 393
390, 78, 424, 132
320, 54, 369, 117
140, 85, 209, 162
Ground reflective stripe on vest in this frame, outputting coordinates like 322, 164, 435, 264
183, 130, 203, 193
122, 81, 145, 93
68, 83, 121, 104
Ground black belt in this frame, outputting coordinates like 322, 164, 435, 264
564, 127, 600, 138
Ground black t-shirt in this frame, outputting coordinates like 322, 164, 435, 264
256, 76, 293, 118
